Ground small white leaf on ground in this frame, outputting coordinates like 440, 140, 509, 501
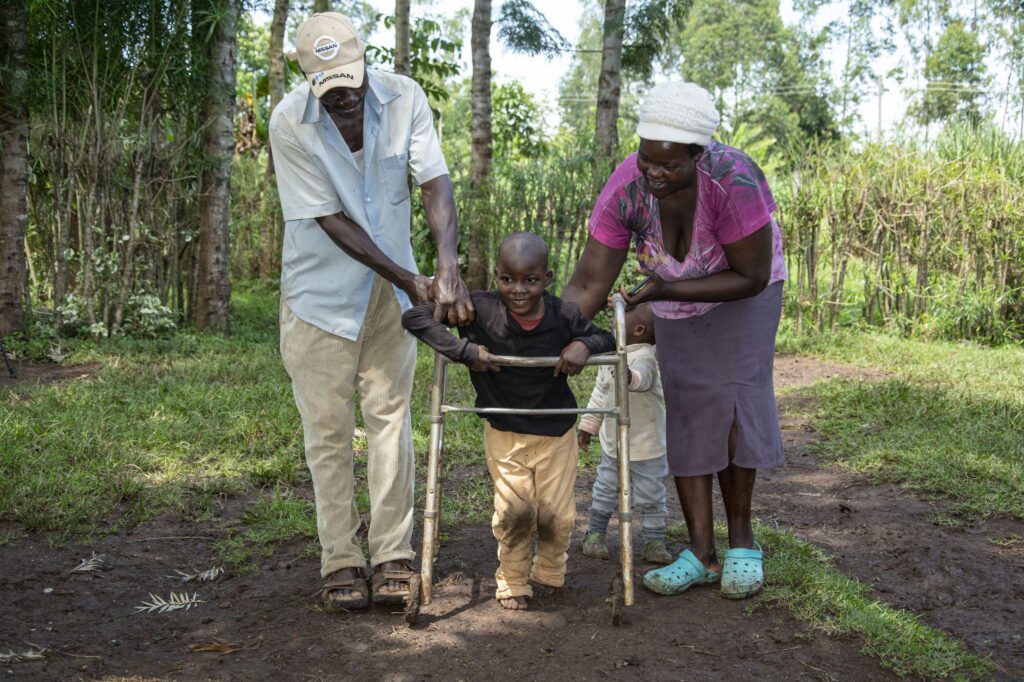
71, 552, 106, 573
134, 592, 204, 614
173, 566, 224, 583
0, 648, 49, 664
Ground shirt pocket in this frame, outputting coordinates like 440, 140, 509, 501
378, 152, 410, 205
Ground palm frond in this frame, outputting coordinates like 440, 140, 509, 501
71, 552, 106, 573
134, 591, 204, 613
173, 566, 224, 583
0, 648, 49, 663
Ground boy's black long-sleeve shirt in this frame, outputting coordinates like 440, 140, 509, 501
402, 291, 616, 436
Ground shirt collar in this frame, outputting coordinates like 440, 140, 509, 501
300, 70, 400, 125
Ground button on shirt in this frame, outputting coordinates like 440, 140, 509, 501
269, 70, 449, 339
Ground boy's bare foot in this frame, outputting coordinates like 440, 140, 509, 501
533, 584, 559, 598
499, 596, 529, 610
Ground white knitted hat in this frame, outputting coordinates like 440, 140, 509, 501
637, 81, 720, 146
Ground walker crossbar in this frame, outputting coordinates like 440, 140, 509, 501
488, 353, 621, 367
408, 294, 634, 626
442, 406, 619, 416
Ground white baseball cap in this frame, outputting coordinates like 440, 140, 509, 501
296, 12, 366, 97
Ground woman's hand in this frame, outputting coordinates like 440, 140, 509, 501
618, 273, 665, 310
577, 430, 593, 451
555, 340, 591, 376
470, 346, 502, 373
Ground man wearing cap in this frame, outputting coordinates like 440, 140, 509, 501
270, 12, 474, 610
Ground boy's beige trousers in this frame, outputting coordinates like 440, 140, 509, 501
483, 422, 578, 599
280, 276, 416, 578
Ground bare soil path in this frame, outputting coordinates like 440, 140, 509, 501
0, 360, 101, 396
1, 513, 893, 680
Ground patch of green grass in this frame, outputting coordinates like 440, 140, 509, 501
777, 326, 1024, 521
757, 521, 993, 679
0, 286, 302, 540
797, 378, 1023, 520
0, 283, 601, 546
440, 474, 493, 525
215, 488, 317, 571
777, 323, 1024, 399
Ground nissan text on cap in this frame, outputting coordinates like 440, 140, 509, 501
296, 12, 366, 98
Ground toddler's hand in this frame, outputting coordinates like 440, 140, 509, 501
555, 340, 590, 376
470, 346, 502, 373
577, 430, 593, 450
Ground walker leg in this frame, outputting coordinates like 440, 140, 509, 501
611, 294, 634, 619
419, 355, 447, 608
404, 573, 422, 624
610, 572, 624, 626
615, 420, 635, 614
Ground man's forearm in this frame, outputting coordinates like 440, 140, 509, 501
315, 212, 415, 289
420, 175, 459, 271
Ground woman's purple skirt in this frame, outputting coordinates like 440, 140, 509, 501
653, 282, 785, 477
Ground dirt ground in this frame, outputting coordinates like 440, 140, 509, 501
0, 359, 101, 395
2, 355, 1020, 679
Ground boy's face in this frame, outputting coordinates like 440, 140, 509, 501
494, 252, 552, 318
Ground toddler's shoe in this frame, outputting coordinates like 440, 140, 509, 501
642, 540, 673, 565
581, 531, 609, 559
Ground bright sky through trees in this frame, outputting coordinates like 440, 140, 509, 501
260, 1, 1018, 137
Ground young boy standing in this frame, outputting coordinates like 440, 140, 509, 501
402, 232, 615, 610
578, 303, 673, 565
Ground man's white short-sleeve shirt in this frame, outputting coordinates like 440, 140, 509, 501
269, 69, 449, 340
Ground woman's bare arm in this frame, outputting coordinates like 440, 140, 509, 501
561, 236, 629, 318
625, 224, 773, 307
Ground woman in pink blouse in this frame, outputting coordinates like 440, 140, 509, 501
563, 82, 786, 599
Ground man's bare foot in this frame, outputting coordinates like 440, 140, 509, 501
499, 596, 529, 610
373, 560, 413, 599
322, 567, 369, 609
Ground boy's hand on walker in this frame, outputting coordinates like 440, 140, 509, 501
555, 341, 590, 376
470, 346, 502, 373
577, 430, 593, 450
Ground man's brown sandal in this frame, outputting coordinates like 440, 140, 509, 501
321, 567, 370, 610
370, 560, 416, 605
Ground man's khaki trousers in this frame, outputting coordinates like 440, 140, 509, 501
483, 422, 578, 599
280, 277, 416, 578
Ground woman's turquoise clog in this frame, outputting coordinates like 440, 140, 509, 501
720, 543, 764, 599
642, 549, 720, 595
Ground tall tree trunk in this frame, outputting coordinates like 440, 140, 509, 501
395, 0, 411, 76
261, 0, 289, 279
0, 0, 29, 336
313, 0, 329, 12
467, 0, 492, 291
267, 0, 288, 138
195, 0, 238, 333
595, 0, 626, 164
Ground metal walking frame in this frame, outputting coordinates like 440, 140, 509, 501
404, 294, 634, 625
